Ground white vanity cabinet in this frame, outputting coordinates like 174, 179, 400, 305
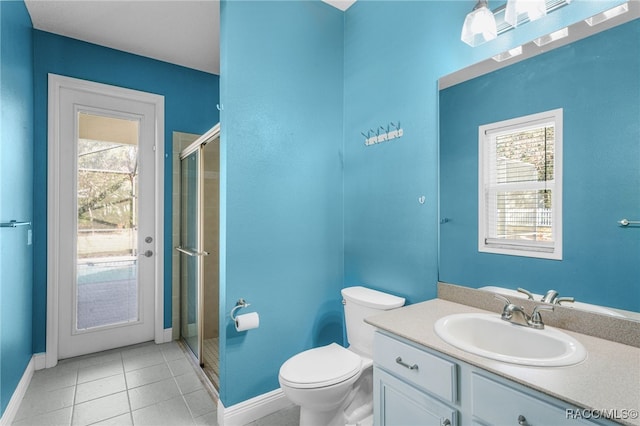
374, 332, 458, 426
373, 331, 607, 426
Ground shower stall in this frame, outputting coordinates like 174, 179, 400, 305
176, 124, 220, 390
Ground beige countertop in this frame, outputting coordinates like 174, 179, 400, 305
365, 298, 640, 426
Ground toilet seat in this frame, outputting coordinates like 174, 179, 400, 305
279, 343, 362, 389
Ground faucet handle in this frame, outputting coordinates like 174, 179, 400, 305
517, 287, 534, 300
530, 304, 554, 329
556, 296, 575, 305
494, 294, 514, 320
494, 294, 511, 305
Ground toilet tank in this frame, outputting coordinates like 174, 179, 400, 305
341, 286, 405, 358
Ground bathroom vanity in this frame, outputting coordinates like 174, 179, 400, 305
366, 298, 640, 426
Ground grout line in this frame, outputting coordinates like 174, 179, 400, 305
119, 350, 136, 425
69, 364, 79, 426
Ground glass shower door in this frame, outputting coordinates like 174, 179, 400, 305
179, 150, 204, 363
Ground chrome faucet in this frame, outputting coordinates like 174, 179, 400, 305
494, 294, 554, 329
517, 287, 575, 306
541, 289, 575, 305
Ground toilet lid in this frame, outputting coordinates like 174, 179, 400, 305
279, 343, 362, 389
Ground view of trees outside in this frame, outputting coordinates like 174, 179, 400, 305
77, 138, 138, 259
491, 125, 554, 242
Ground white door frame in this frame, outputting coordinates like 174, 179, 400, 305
46, 74, 165, 368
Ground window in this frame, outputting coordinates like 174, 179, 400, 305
479, 109, 562, 260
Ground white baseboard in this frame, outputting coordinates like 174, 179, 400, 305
163, 328, 173, 343
33, 353, 46, 371
217, 388, 294, 426
0, 356, 35, 426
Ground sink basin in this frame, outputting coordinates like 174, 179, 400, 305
434, 313, 587, 367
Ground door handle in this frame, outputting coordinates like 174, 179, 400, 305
175, 246, 209, 257
143, 250, 153, 257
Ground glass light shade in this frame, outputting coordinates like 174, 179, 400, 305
505, 0, 547, 27
461, 4, 498, 47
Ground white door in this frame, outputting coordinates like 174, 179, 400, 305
48, 75, 164, 360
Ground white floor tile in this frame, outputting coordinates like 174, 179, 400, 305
123, 351, 166, 373
174, 371, 205, 395
77, 360, 123, 384
125, 363, 172, 389
11, 341, 226, 426
75, 374, 126, 404
14, 386, 75, 421
12, 406, 73, 426
29, 369, 77, 393
127, 377, 181, 411
193, 411, 218, 426
131, 395, 195, 426
91, 413, 133, 426
168, 358, 193, 377
71, 391, 129, 426
183, 389, 216, 418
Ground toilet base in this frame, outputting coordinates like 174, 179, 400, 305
297, 367, 373, 426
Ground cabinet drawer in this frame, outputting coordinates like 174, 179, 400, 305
374, 332, 457, 403
472, 373, 596, 426
375, 367, 458, 426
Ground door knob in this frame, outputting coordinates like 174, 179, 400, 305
144, 250, 153, 257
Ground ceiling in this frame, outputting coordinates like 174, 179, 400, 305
24, 0, 355, 76
25, 0, 221, 75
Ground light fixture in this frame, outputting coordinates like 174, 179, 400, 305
533, 27, 569, 46
461, 0, 498, 47
505, 0, 547, 27
492, 46, 523, 62
585, 2, 629, 26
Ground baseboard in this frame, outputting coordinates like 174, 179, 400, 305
163, 328, 173, 343
33, 353, 46, 371
217, 388, 294, 426
0, 356, 35, 426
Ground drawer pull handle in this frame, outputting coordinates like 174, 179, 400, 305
518, 415, 528, 426
395, 356, 419, 370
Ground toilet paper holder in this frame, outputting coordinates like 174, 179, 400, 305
230, 298, 250, 321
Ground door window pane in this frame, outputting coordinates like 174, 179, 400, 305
76, 112, 140, 330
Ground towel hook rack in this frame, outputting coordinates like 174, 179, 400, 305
1, 220, 31, 228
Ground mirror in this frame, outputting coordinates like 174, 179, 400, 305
438, 6, 639, 320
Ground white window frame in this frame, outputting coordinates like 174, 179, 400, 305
478, 108, 563, 260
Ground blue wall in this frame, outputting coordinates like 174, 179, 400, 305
217, 0, 632, 408
0, 1, 34, 415
439, 20, 640, 312
341, 0, 631, 305
219, 0, 344, 407
32, 31, 220, 353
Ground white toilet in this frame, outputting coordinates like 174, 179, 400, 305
278, 286, 405, 426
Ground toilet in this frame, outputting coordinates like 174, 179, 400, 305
278, 286, 405, 426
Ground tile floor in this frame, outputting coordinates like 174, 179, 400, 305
12, 340, 300, 426
12, 341, 217, 426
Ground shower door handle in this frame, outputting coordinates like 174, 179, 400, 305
175, 246, 209, 257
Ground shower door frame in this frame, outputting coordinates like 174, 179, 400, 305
178, 123, 220, 366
